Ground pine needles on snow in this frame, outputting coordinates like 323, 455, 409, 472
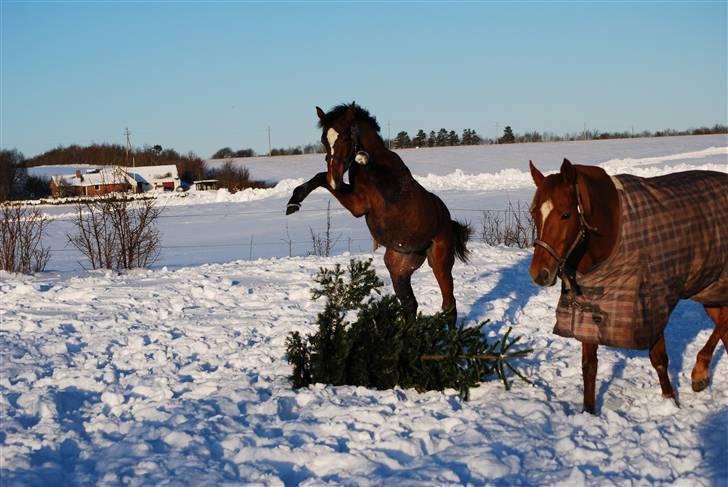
286, 259, 532, 400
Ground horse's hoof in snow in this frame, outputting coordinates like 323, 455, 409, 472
286, 203, 301, 215
691, 378, 709, 392
663, 394, 680, 408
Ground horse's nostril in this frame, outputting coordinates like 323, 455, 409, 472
539, 268, 551, 284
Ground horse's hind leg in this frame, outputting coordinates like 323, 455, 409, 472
426, 234, 457, 325
384, 248, 426, 319
582, 343, 598, 414
649, 335, 677, 404
691, 305, 728, 392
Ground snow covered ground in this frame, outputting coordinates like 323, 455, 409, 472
5, 135, 728, 485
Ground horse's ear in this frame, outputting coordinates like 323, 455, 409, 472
316, 106, 325, 121
529, 160, 544, 187
576, 174, 592, 217
560, 158, 577, 184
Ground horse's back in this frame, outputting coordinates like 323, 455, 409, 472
617, 170, 728, 305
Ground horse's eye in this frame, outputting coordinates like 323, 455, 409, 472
561, 212, 571, 220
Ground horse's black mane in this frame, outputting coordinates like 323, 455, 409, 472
318, 103, 381, 133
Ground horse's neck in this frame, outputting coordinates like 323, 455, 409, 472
576, 167, 620, 273
360, 127, 412, 187
359, 126, 401, 167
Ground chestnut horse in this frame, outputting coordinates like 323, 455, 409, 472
529, 159, 728, 414
286, 102, 471, 320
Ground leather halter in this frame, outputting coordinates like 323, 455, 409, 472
533, 180, 598, 280
328, 123, 362, 174
346, 123, 369, 169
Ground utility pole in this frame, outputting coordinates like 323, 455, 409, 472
125, 127, 137, 192
387, 120, 391, 149
267, 126, 272, 156
583, 122, 587, 141
124, 128, 131, 165
631, 125, 634, 138
495, 122, 499, 144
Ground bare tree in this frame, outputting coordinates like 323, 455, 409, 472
205, 160, 269, 192
0, 149, 26, 202
0, 204, 51, 273
309, 201, 340, 257
480, 201, 535, 249
67, 196, 162, 270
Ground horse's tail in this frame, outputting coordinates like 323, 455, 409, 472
451, 219, 471, 263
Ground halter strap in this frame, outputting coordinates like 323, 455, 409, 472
346, 123, 371, 168
533, 179, 598, 281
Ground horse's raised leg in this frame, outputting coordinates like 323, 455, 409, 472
384, 248, 426, 320
582, 343, 598, 414
286, 172, 328, 214
426, 234, 457, 326
286, 172, 369, 218
649, 334, 677, 404
691, 305, 728, 392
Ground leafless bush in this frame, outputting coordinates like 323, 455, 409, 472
309, 201, 340, 257
67, 196, 162, 270
480, 201, 535, 248
206, 160, 271, 192
0, 204, 51, 273
281, 223, 293, 257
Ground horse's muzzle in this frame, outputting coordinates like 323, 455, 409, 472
530, 266, 557, 287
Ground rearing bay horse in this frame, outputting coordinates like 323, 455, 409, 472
529, 159, 728, 414
286, 102, 471, 320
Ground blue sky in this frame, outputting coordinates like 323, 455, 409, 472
1, 1, 726, 158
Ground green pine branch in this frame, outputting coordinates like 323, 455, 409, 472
286, 258, 533, 400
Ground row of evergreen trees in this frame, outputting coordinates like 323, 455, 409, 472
392, 128, 482, 149
211, 143, 326, 159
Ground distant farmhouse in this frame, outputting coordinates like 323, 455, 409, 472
50, 167, 131, 197
50, 165, 181, 198
124, 165, 181, 193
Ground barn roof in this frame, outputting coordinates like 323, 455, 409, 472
122, 165, 179, 184
51, 167, 130, 187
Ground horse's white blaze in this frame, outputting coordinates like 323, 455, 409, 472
329, 175, 337, 190
326, 128, 339, 157
540, 199, 553, 233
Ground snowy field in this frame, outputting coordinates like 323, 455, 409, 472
4, 134, 728, 485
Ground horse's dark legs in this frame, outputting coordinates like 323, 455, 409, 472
286, 172, 327, 214
582, 343, 598, 414
691, 305, 728, 392
286, 171, 369, 217
384, 248, 426, 320
649, 335, 677, 404
426, 235, 457, 326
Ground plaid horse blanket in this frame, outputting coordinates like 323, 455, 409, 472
554, 170, 728, 349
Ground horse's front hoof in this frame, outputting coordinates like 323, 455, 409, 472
663, 393, 680, 408
286, 203, 301, 215
691, 378, 709, 392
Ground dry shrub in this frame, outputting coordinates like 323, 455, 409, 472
480, 201, 535, 248
206, 161, 271, 192
0, 204, 51, 273
309, 201, 340, 257
67, 196, 162, 270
